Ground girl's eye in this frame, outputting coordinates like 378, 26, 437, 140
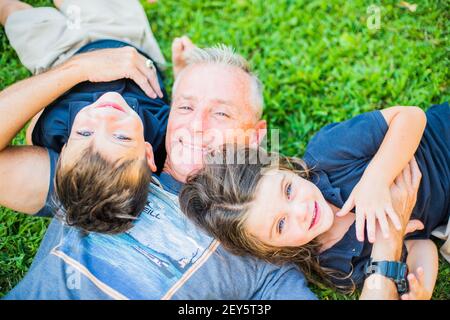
113, 134, 131, 141
76, 130, 93, 137
285, 182, 292, 200
179, 106, 193, 111
277, 217, 286, 234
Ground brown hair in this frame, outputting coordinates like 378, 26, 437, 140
54, 145, 151, 234
179, 145, 354, 293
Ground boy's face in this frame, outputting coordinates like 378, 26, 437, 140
244, 169, 335, 247
62, 92, 155, 170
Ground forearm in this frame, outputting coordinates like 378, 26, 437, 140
364, 107, 426, 185
0, 58, 86, 150
360, 233, 403, 300
405, 239, 438, 298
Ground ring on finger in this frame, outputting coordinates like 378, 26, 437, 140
145, 59, 155, 71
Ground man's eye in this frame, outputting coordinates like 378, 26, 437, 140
215, 112, 230, 118
277, 217, 286, 234
285, 182, 292, 200
113, 134, 131, 141
76, 130, 93, 137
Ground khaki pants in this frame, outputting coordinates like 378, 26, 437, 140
432, 218, 450, 264
5, 0, 166, 74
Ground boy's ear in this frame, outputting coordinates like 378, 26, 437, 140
145, 142, 157, 172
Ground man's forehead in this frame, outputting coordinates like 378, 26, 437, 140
174, 63, 251, 102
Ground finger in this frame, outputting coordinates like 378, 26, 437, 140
355, 208, 365, 242
137, 56, 163, 98
405, 220, 424, 235
366, 211, 376, 243
394, 170, 405, 187
408, 273, 419, 292
376, 209, 390, 239
410, 157, 422, 188
416, 267, 425, 283
401, 293, 410, 300
403, 161, 412, 188
336, 194, 355, 217
385, 205, 402, 230
129, 70, 157, 98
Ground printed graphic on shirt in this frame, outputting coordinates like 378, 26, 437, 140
52, 184, 215, 299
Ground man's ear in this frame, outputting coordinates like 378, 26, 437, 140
145, 142, 157, 172
250, 119, 267, 147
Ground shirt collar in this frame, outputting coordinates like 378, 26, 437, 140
156, 172, 183, 195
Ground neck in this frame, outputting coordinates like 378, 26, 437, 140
316, 202, 354, 253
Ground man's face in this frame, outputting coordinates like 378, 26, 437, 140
165, 63, 266, 182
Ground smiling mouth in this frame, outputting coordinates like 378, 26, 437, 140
178, 138, 211, 154
96, 102, 126, 113
309, 201, 320, 230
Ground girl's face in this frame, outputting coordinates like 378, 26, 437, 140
244, 168, 335, 247
62, 92, 153, 166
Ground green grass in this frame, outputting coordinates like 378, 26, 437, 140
0, 0, 449, 299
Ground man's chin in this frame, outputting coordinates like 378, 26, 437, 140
167, 161, 204, 182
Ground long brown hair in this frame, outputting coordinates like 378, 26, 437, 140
179, 145, 354, 293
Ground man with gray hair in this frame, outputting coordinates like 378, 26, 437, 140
1, 0, 316, 299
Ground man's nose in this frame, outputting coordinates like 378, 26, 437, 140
190, 110, 209, 133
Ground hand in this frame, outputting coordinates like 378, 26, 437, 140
389, 157, 422, 237
401, 267, 432, 300
337, 175, 402, 243
72, 47, 163, 99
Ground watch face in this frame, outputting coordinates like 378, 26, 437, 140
397, 279, 409, 295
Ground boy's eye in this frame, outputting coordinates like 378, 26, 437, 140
179, 105, 193, 111
76, 130, 93, 137
277, 217, 286, 234
285, 182, 292, 200
113, 134, 131, 141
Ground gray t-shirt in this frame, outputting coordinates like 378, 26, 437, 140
4, 158, 316, 300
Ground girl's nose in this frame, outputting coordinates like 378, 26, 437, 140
292, 203, 309, 226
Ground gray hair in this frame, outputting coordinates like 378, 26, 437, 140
173, 44, 264, 119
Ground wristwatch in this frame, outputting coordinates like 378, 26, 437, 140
364, 258, 409, 294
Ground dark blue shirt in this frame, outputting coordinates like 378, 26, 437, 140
304, 103, 450, 288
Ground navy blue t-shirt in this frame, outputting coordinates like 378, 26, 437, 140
31, 39, 170, 180
304, 103, 450, 288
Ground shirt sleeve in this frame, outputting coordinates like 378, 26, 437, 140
304, 110, 388, 171
34, 148, 59, 217
251, 264, 317, 300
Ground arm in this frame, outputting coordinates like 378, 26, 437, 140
0, 61, 86, 214
0, 47, 162, 214
360, 158, 423, 299
359, 228, 403, 300
366, 106, 426, 187
402, 239, 438, 300
338, 106, 427, 242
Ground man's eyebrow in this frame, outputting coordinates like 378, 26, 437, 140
178, 94, 197, 101
211, 98, 234, 106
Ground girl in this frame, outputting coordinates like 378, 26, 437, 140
180, 103, 449, 299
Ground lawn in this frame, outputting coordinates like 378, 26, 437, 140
0, 0, 449, 299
